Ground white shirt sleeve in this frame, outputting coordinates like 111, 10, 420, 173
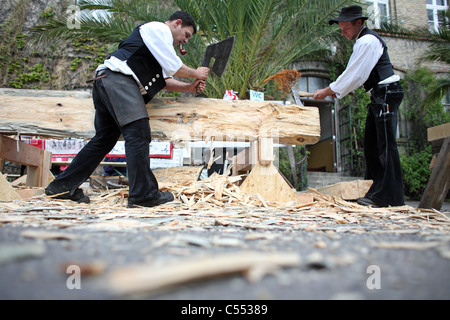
139, 21, 183, 78
329, 34, 384, 99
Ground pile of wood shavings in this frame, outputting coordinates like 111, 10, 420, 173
1, 172, 449, 234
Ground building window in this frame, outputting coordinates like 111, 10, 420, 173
366, 0, 390, 29
297, 76, 333, 102
427, 0, 449, 31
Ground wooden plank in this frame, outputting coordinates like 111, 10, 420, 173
419, 136, 450, 210
428, 122, 450, 142
317, 180, 373, 200
0, 134, 43, 167
0, 89, 320, 145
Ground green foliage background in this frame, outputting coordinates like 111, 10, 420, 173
400, 67, 449, 200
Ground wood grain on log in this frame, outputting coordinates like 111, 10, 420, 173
0, 89, 320, 145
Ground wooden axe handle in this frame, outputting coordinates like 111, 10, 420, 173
297, 91, 314, 97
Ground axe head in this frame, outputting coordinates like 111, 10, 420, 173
202, 36, 235, 78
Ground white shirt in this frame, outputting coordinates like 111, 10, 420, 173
96, 21, 183, 85
329, 27, 399, 99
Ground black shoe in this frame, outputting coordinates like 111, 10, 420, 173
45, 184, 90, 204
128, 191, 174, 208
357, 197, 382, 208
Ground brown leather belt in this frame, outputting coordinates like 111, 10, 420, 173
86, 73, 107, 84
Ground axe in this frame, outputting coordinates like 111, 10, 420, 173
202, 36, 235, 78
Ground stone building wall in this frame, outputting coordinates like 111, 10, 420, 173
370, 0, 449, 75
0, 0, 66, 31
385, 37, 448, 75
390, 0, 428, 30
0, 0, 105, 91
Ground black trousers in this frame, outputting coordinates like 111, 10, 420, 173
363, 82, 405, 207
47, 71, 159, 203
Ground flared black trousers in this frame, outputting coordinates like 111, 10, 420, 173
47, 70, 159, 203
363, 82, 405, 207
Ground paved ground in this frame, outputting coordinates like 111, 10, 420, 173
0, 195, 449, 304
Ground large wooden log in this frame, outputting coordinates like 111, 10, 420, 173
1, 89, 95, 139
0, 88, 320, 145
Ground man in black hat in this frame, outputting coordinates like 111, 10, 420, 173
314, 5, 405, 208
45, 11, 209, 208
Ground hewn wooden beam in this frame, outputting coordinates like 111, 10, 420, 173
0, 89, 320, 145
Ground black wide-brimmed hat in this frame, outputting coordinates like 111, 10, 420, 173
329, 5, 368, 25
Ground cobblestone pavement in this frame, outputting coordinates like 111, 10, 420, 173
0, 194, 449, 303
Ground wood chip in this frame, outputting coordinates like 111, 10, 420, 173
107, 251, 300, 296
20, 230, 77, 240
372, 241, 442, 250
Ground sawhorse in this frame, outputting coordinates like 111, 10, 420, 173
419, 123, 450, 210
0, 134, 53, 187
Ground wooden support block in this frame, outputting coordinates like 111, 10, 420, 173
239, 163, 298, 203
232, 141, 258, 175
258, 137, 274, 165
419, 136, 450, 210
238, 137, 298, 203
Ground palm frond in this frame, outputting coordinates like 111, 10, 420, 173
421, 75, 450, 107
32, 0, 177, 45
417, 10, 450, 65
32, 0, 358, 99
176, 0, 357, 98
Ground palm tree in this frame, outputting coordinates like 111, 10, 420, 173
33, 0, 356, 98
417, 10, 450, 105
176, 0, 357, 98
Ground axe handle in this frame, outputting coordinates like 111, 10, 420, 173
297, 91, 314, 97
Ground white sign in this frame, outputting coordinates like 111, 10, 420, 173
24, 139, 172, 160
250, 90, 264, 101
105, 141, 172, 157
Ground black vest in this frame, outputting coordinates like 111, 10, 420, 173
110, 24, 166, 103
358, 28, 394, 91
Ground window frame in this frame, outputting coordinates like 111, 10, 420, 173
366, 0, 390, 29
427, 0, 449, 31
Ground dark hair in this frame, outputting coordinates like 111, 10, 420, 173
168, 11, 197, 35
